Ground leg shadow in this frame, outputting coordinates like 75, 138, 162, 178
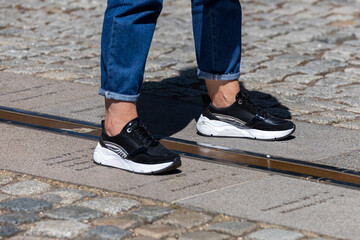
137, 68, 293, 138
137, 68, 205, 137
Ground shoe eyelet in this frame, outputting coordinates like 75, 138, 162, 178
127, 128, 132, 133
237, 99, 243, 105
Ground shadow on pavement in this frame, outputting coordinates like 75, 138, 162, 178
138, 67, 293, 138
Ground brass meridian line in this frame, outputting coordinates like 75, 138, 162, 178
1, 107, 360, 187
0, 109, 102, 136
160, 140, 360, 185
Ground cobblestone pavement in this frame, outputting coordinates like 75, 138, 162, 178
0, 0, 360, 130
0, 170, 338, 240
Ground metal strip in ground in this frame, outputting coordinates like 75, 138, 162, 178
1, 106, 360, 189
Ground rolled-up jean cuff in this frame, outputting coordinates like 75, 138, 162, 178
197, 69, 240, 80
98, 88, 139, 102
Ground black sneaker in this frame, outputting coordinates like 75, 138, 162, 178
93, 118, 181, 174
196, 91, 295, 140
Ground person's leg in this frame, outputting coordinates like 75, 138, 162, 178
192, 0, 295, 140
94, 0, 181, 174
100, 0, 163, 136
104, 99, 137, 136
191, 0, 242, 107
205, 80, 240, 108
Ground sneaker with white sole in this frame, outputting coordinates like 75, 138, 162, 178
93, 118, 181, 174
196, 91, 295, 140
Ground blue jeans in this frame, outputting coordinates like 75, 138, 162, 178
99, 0, 242, 101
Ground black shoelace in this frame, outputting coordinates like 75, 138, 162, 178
240, 92, 268, 118
131, 122, 158, 148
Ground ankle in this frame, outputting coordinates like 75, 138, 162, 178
104, 98, 138, 137
105, 118, 135, 137
211, 93, 237, 108
205, 79, 240, 108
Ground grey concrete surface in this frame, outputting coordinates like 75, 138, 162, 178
170, 119, 360, 170
0, 72, 104, 123
1, 72, 360, 171
0, 123, 269, 203
1, 0, 360, 239
1, 0, 360, 129
177, 175, 360, 240
1, 123, 360, 239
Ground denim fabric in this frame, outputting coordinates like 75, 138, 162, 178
192, 0, 242, 81
99, 0, 242, 101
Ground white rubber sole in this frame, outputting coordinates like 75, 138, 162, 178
196, 115, 294, 140
93, 143, 179, 174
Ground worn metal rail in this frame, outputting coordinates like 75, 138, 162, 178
1, 106, 360, 189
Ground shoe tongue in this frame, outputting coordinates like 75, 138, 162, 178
236, 91, 262, 115
123, 118, 157, 147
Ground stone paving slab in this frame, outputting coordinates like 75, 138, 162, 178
1, 0, 360, 129
1, 0, 360, 239
1, 72, 360, 171
0, 123, 269, 201
169, 117, 360, 171
176, 175, 360, 240
1, 123, 359, 239
0, 72, 103, 123
0, 170, 338, 240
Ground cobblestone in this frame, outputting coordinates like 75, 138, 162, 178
207, 221, 257, 236
0, 175, 13, 186
179, 231, 230, 240
334, 121, 360, 130
44, 206, 103, 221
0, 180, 51, 196
40, 188, 94, 205
0, 193, 10, 201
93, 215, 144, 230
78, 197, 140, 215
134, 224, 182, 239
130, 206, 175, 223
8, 236, 54, 240
0, 198, 52, 213
131, 237, 156, 240
0, 0, 359, 129
81, 225, 131, 240
0, 224, 21, 238
0, 212, 40, 225
246, 229, 304, 240
0, 170, 339, 240
158, 210, 212, 229
26, 220, 90, 239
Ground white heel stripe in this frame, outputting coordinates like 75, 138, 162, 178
93, 143, 174, 174
197, 115, 294, 140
